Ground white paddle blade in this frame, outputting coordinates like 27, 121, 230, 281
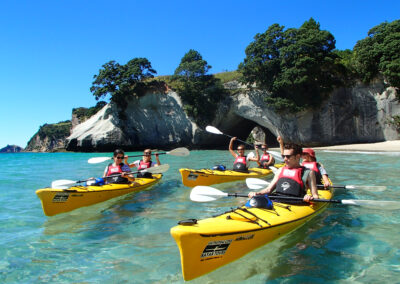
246, 178, 270, 190
270, 166, 278, 173
51, 179, 76, 189
248, 152, 255, 159
88, 157, 112, 164
145, 164, 170, 174
345, 185, 387, 192
167, 147, 190, 157
341, 199, 400, 210
268, 151, 283, 161
205, 125, 223, 135
190, 186, 228, 202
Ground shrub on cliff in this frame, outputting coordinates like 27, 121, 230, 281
353, 19, 400, 88
72, 101, 107, 122
238, 18, 344, 112
171, 49, 227, 126
90, 58, 157, 107
37, 121, 72, 140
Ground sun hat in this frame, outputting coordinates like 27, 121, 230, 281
302, 148, 316, 159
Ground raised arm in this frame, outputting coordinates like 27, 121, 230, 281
229, 137, 238, 158
154, 153, 161, 166
277, 136, 284, 155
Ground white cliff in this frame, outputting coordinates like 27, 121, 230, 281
66, 81, 399, 151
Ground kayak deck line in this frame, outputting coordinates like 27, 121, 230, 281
197, 201, 329, 238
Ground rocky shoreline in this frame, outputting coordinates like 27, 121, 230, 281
22, 80, 400, 152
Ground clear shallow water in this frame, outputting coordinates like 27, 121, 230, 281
0, 150, 399, 283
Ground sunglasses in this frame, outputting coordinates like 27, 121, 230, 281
261, 148, 267, 150
237, 148, 244, 151
281, 154, 295, 159
144, 153, 151, 156
116, 156, 124, 159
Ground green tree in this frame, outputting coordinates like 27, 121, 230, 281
172, 49, 226, 126
238, 18, 343, 111
353, 20, 400, 88
90, 58, 157, 106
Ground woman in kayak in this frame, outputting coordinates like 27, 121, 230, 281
229, 137, 259, 172
103, 149, 135, 184
301, 148, 330, 188
256, 143, 275, 169
277, 136, 330, 188
248, 142, 319, 202
125, 149, 161, 177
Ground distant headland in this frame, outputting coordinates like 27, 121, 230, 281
0, 145, 24, 153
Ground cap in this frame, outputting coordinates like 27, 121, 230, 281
302, 148, 316, 159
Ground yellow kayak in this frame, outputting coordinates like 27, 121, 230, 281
179, 164, 284, 187
36, 174, 162, 216
170, 187, 333, 280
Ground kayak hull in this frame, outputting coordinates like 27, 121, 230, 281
170, 188, 332, 280
36, 174, 162, 216
179, 164, 283, 187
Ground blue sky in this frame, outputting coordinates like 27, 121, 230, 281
1, 0, 399, 149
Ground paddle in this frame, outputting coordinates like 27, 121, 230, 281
87, 147, 189, 164
205, 125, 283, 161
51, 164, 170, 189
189, 186, 400, 210
245, 178, 387, 192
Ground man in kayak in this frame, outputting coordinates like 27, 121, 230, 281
125, 149, 161, 177
229, 137, 259, 172
256, 143, 275, 169
103, 149, 135, 184
248, 142, 319, 202
277, 136, 330, 188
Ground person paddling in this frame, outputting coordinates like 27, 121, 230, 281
277, 136, 330, 188
229, 137, 259, 172
103, 149, 135, 184
125, 149, 161, 178
248, 142, 319, 203
256, 143, 275, 169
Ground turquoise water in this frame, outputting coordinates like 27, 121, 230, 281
1, 150, 399, 283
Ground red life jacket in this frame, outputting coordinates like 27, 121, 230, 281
106, 164, 123, 176
301, 161, 322, 183
106, 163, 129, 184
233, 155, 247, 171
275, 166, 307, 197
260, 153, 272, 168
138, 160, 152, 170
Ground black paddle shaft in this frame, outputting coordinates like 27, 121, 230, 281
222, 133, 255, 148
228, 193, 341, 204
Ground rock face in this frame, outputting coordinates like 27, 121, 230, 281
0, 145, 23, 153
65, 81, 399, 151
220, 82, 399, 146
67, 92, 199, 151
25, 121, 71, 152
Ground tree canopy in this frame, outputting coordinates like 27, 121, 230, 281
238, 18, 344, 111
353, 20, 400, 88
90, 58, 157, 106
171, 49, 226, 126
